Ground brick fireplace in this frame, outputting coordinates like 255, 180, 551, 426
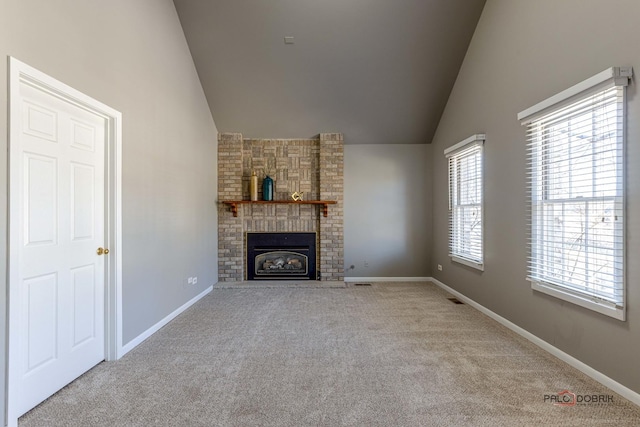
217, 133, 344, 281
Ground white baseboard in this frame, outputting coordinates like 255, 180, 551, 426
427, 277, 640, 407
120, 285, 213, 357
344, 277, 431, 283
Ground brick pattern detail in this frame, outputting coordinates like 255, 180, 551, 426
218, 133, 244, 280
218, 133, 344, 281
319, 133, 344, 281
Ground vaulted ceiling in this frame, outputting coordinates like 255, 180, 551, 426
173, 0, 486, 145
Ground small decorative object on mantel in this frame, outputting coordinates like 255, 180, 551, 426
291, 191, 304, 201
262, 157, 275, 201
249, 170, 258, 201
263, 175, 274, 201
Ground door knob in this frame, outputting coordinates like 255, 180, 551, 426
97, 247, 109, 255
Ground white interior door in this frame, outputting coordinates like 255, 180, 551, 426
12, 77, 107, 417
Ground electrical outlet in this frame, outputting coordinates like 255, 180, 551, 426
193, 277, 198, 284
187, 277, 193, 284
438, 264, 443, 271
364, 261, 369, 268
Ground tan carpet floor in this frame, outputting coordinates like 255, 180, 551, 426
19, 282, 640, 426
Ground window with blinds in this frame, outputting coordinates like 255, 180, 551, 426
445, 134, 485, 270
518, 67, 632, 320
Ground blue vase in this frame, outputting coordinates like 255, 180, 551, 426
263, 175, 273, 201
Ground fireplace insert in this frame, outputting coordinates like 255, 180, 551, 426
247, 232, 317, 280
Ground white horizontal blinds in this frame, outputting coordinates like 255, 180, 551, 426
525, 85, 624, 306
447, 138, 483, 265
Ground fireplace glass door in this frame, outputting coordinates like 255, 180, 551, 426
247, 232, 317, 280
255, 251, 308, 277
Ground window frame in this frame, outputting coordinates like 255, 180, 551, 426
518, 67, 632, 321
445, 134, 485, 271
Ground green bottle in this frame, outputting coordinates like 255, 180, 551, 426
263, 175, 273, 201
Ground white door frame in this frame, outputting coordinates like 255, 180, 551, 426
7, 57, 123, 426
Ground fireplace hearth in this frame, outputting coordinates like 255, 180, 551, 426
247, 232, 317, 280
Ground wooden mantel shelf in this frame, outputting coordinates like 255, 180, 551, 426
221, 200, 337, 217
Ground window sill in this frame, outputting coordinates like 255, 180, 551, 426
450, 255, 484, 271
530, 281, 625, 321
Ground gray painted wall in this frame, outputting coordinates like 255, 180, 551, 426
345, 144, 432, 278
430, 0, 640, 393
0, 0, 218, 421
0, 0, 8, 421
